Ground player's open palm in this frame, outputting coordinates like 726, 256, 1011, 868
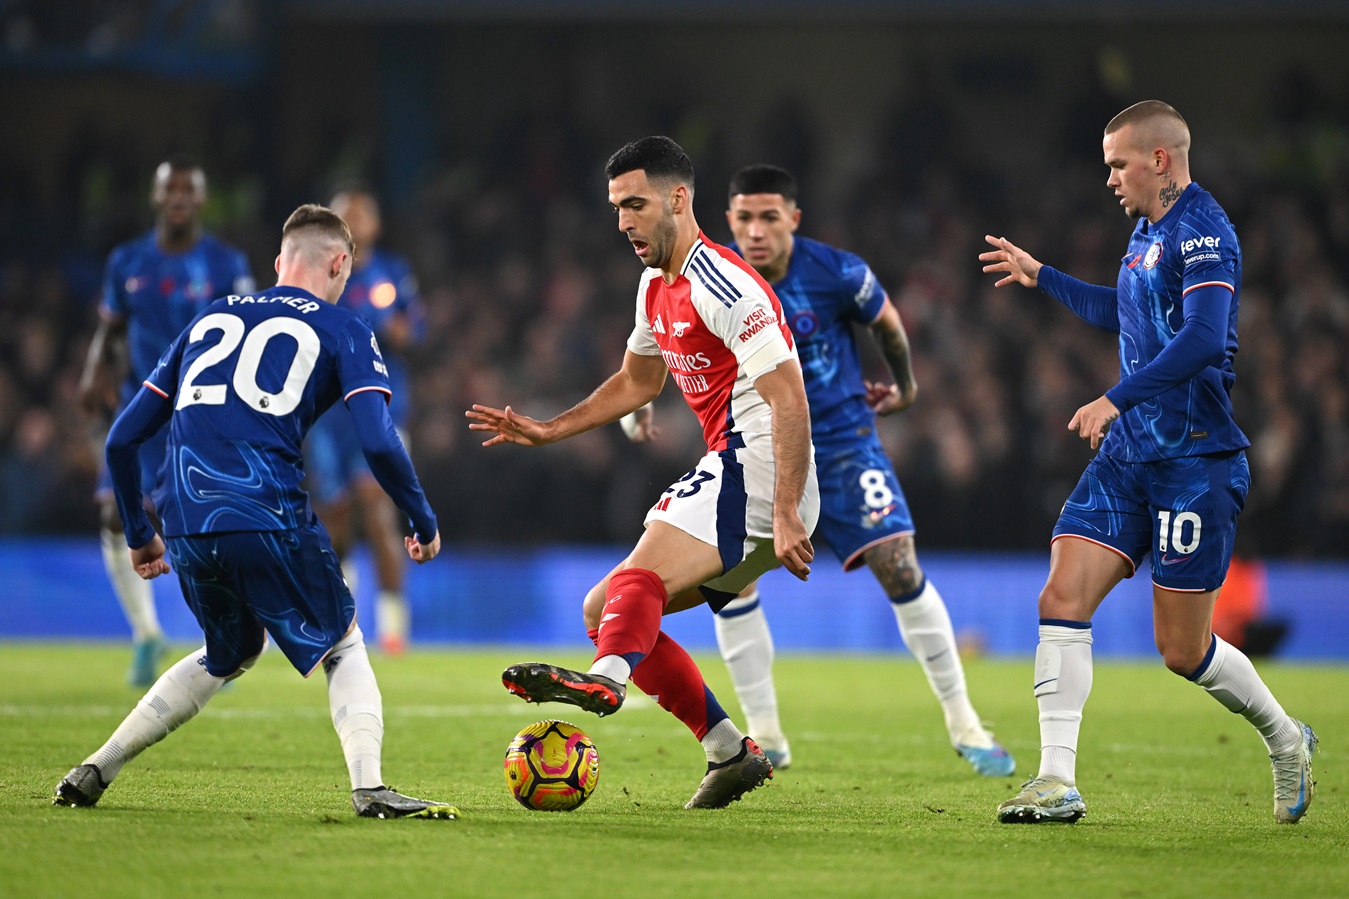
980, 235, 1043, 288
774, 511, 814, 581
466, 404, 551, 447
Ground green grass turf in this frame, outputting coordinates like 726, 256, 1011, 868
1, 643, 1343, 898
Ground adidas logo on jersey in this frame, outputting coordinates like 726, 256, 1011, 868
652, 314, 667, 334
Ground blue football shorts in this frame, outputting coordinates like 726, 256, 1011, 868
813, 429, 916, 571
165, 518, 356, 677
1053, 449, 1249, 592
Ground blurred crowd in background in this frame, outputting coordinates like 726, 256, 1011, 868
1, 7, 1346, 559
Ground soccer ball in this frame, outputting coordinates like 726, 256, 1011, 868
504, 719, 601, 812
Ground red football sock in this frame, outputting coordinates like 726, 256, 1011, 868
593, 568, 666, 669
630, 630, 729, 741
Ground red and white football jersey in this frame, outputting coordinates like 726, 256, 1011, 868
627, 232, 797, 452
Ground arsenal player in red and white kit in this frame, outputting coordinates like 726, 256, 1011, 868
468, 135, 818, 809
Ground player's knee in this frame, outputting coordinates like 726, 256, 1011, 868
1037, 580, 1086, 619
1157, 639, 1206, 677
887, 563, 923, 598
865, 538, 923, 597
582, 580, 608, 630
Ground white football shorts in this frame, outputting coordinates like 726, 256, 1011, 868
644, 445, 819, 596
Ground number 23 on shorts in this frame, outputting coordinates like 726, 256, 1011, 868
652, 467, 716, 512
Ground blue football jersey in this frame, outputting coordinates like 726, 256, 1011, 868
730, 236, 886, 440
143, 287, 392, 536
100, 231, 255, 409
1106, 183, 1249, 462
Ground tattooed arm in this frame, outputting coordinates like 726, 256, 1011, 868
864, 297, 918, 416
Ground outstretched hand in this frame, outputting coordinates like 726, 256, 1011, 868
407, 531, 441, 563
465, 404, 552, 447
129, 536, 170, 580
1068, 396, 1121, 450
979, 235, 1043, 288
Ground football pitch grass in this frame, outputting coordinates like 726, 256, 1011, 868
2, 643, 1343, 898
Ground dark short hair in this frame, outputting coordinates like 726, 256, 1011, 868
281, 204, 354, 254
728, 164, 798, 204
604, 135, 695, 189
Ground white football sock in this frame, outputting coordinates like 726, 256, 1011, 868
891, 580, 983, 743
587, 654, 632, 684
1189, 633, 1300, 754
85, 646, 228, 781
376, 590, 409, 645
324, 626, 385, 790
713, 590, 785, 742
101, 528, 161, 641
701, 718, 747, 764
1034, 622, 1094, 783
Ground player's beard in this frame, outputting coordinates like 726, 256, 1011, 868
644, 211, 678, 270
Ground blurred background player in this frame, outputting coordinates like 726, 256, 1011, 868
304, 187, 423, 653
55, 204, 453, 820
980, 100, 1316, 824
625, 164, 1014, 776
469, 136, 819, 809
78, 158, 254, 687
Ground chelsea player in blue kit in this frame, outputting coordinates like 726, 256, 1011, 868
79, 158, 254, 688
56, 205, 456, 819
305, 188, 424, 654
981, 101, 1316, 824
628, 165, 1014, 776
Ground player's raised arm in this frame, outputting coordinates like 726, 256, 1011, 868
752, 358, 814, 580
467, 349, 667, 447
864, 298, 918, 416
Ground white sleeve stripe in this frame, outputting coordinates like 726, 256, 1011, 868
344, 385, 392, 402
1182, 281, 1234, 296
143, 380, 169, 399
